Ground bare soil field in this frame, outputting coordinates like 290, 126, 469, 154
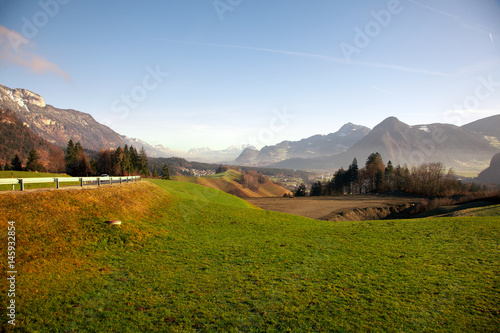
245, 195, 426, 221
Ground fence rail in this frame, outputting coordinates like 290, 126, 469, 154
0, 176, 141, 191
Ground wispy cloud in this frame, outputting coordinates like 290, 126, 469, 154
370, 85, 401, 98
0, 25, 70, 81
408, 0, 494, 36
158, 39, 453, 77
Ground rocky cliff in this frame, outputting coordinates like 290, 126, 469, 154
0, 83, 125, 151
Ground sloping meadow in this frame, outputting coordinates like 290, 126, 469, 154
0, 180, 499, 332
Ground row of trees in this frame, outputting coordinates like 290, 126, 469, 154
2, 140, 173, 179
66, 140, 172, 179
4, 149, 45, 172
93, 144, 149, 177
307, 153, 468, 197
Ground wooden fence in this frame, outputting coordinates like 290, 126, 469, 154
0, 176, 141, 191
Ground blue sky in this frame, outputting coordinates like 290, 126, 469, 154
1, 0, 499, 151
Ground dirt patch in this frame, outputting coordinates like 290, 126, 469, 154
245, 195, 425, 221
324, 203, 419, 221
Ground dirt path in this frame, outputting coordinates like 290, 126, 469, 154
245, 195, 425, 221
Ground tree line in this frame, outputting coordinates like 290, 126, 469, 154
4, 140, 171, 179
301, 152, 478, 197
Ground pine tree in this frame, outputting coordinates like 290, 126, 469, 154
152, 164, 159, 178
113, 147, 124, 175
65, 140, 78, 175
294, 183, 307, 197
122, 145, 132, 175
138, 147, 149, 176
384, 161, 395, 191
66, 140, 91, 176
26, 148, 44, 172
11, 154, 23, 171
65, 140, 75, 163
129, 146, 139, 173
161, 164, 170, 180
347, 158, 359, 194
310, 180, 323, 196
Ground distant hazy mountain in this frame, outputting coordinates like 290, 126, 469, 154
182, 145, 252, 163
235, 123, 370, 166
272, 117, 500, 174
477, 153, 500, 184
121, 136, 176, 158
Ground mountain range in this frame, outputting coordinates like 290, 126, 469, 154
268, 116, 500, 174
235, 123, 370, 166
1, 83, 499, 176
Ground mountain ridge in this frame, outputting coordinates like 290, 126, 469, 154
235, 122, 371, 166
271, 116, 500, 175
0, 83, 125, 151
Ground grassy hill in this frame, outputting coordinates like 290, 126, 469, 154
0, 180, 499, 332
173, 169, 292, 198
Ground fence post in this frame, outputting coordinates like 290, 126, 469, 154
55, 178, 59, 189
98, 178, 101, 187
20, 179, 24, 191
80, 178, 83, 187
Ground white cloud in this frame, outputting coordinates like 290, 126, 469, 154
0, 25, 70, 81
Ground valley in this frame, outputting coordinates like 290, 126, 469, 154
1, 179, 499, 331
2, 2, 500, 331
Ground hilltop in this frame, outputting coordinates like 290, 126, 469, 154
173, 169, 292, 198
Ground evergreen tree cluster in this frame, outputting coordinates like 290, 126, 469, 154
4, 149, 46, 172
310, 152, 471, 197
94, 145, 149, 176
65, 140, 92, 176
2, 138, 172, 180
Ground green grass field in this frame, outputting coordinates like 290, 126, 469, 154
0, 179, 499, 332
